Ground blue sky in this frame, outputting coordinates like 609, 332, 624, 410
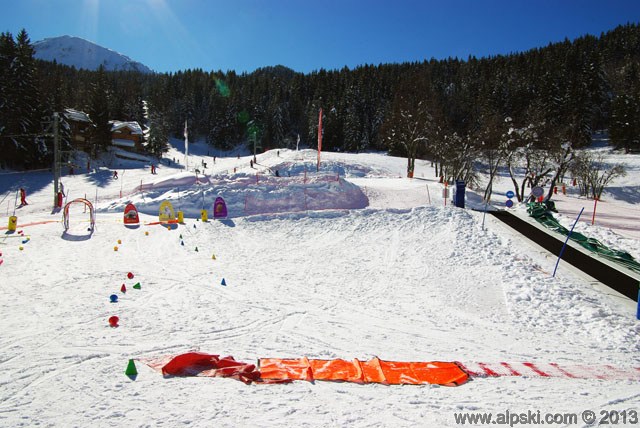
1, 0, 640, 74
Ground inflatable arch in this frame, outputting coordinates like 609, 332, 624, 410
63, 198, 96, 231
158, 200, 176, 222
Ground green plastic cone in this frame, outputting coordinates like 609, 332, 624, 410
195, 247, 199, 252
125, 359, 138, 376
133, 282, 141, 289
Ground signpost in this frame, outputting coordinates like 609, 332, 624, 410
505, 190, 515, 209
532, 186, 544, 202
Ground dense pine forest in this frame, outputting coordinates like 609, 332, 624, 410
1, 24, 639, 193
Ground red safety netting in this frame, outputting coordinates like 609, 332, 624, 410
142, 353, 468, 386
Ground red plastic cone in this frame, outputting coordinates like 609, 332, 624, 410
108, 316, 119, 327
121, 284, 126, 293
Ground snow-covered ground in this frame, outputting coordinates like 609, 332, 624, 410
0, 139, 638, 427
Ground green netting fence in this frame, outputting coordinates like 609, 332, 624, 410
527, 202, 640, 274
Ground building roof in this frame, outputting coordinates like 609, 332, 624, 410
63, 108, 92, 123
110, 120, 143, 135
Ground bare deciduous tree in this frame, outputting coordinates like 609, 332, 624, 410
570, 151, 626, 199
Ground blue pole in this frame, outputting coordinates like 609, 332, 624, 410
637, 288, 640, 320
552, 207, 585, 277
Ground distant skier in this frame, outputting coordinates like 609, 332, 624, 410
250, 160, 253, 168
19, 188, 28, 206
151, 164, 156, 174
113, 170, 118, 180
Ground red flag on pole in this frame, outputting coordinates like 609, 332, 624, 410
317, 108, 323, 172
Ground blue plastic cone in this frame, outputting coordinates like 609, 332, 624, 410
221, 278, 226, 286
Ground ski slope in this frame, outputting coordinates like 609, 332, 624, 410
0, 140, 638, 427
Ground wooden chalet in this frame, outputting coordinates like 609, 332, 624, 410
110, 120, 144, 153
63, 108, 95, 152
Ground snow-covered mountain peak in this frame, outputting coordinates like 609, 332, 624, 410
33, 35, 153, 73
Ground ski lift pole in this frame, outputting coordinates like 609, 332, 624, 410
552, 207, 584, 278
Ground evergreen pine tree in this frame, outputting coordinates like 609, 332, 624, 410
88, 65, 112, 157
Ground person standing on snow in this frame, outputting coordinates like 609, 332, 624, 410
19, 188, 28, 205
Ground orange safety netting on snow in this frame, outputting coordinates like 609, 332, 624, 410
142, 353, 469, 386
258, 357, 469, 386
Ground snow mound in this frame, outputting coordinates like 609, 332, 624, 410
98, 171, 368, 218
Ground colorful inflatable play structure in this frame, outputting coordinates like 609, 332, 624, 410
158, 200, 175, 222
213, 197, 227, 219
123, 203, 140, 225
63, 198, 96, 231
